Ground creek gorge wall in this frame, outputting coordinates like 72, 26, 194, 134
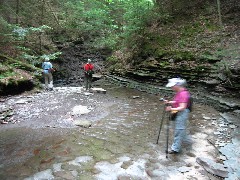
53, 38, 240, 100
108, 51, 240, 98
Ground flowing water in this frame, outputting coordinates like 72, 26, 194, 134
0, 79, 239, 180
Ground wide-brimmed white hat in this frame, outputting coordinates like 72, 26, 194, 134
87, 59, 91, 63
166, 78, 186, 87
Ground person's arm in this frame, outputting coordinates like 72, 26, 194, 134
83, 64, 87, 71
164, 100, 176, 104
166, 102, 187, 112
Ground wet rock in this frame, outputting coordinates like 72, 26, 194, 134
213, 132, 223, 135
229, 124, 237, 129
234, 109, 240, 114
186, 152, 196, 157
0, 105, 14, 124
52, 163, 62, 172
120, 161, 132, 169
215, 141, 227, 147
219, 138, 240, 178
1, 121, 8, 124
92, 74, 103, 79
218, 155, 227, 161
204, 79, 220, 85
61, 163, 78, 171
148, 158, 158, 163
15, 99, 30, 104
215, 85, 227, 92
69, 156, 93, 166
45, 125, 57, 128
220, 112, 240, 126
25, 169, 54, 180
72, 105, 91, 115
148, 169, 166, 177
0, 105, 11, 112
117, 175, 132, 180
90, 87, 107, 94
54, 171, 75, 180
84, 92, 93, 96
0, 98, 5, 102
74, 120, 92, 128
196, 157, 228, 178
40, 157, 55, 164
203, 116, 211, 120
178, 166, 192, 173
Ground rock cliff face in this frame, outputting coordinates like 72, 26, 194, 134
110, 54, 240, 97
53, 41, 110, 86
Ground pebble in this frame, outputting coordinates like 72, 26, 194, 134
229, 124, 237, 129
178, 166, 192, 173
219, 155, 227, 161
203, 116, 211, 120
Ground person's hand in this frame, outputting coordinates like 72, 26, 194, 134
164, 100, 169, 104
165, 106, 172, 111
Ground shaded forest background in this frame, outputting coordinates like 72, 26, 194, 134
0, 0, 239, 96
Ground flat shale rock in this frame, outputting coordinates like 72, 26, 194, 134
196, 157, 228, 178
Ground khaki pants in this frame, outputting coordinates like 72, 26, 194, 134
44, 72, 53, 89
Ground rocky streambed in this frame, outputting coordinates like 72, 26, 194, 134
0, 78, 239, 180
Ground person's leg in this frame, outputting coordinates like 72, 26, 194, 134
44, 73, 49, 90
89, 75, 92, 89
85, 74, 89, 90
182, 131, 193, 145
48, 73, 53, 90
170, 109, 190, 153
171, 129, 185, 152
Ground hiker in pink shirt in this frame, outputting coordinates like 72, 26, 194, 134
165, 78, 192, 154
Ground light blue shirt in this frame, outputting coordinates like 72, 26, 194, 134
42, 61, 53, 74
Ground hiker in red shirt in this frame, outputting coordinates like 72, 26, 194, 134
83, 59, 94, 90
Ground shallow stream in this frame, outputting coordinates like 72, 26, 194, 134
0, 79, 239, 180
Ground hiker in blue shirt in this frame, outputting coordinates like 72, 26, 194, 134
42, 58, 54, 91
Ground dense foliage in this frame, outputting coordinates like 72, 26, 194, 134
0, 0, 226, 58
0, 0, 157, 62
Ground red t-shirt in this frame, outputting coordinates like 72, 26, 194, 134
84, 63, 94, 71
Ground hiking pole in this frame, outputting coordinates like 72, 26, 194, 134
156, 102, 166, 144
165, 111, 171, 158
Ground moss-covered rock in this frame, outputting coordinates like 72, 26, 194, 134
0, 54, 42, 95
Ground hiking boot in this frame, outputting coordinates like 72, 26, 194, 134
168, 150, 178, 154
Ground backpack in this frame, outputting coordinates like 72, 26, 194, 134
86, 70, 94, 76
188, 95, 193, 112
48, 68, 55, 73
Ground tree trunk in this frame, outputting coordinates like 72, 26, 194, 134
216, 0, 223, 28
39, 0, 44, 53
45, 0, 60, 25
16, 0, 19, 24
